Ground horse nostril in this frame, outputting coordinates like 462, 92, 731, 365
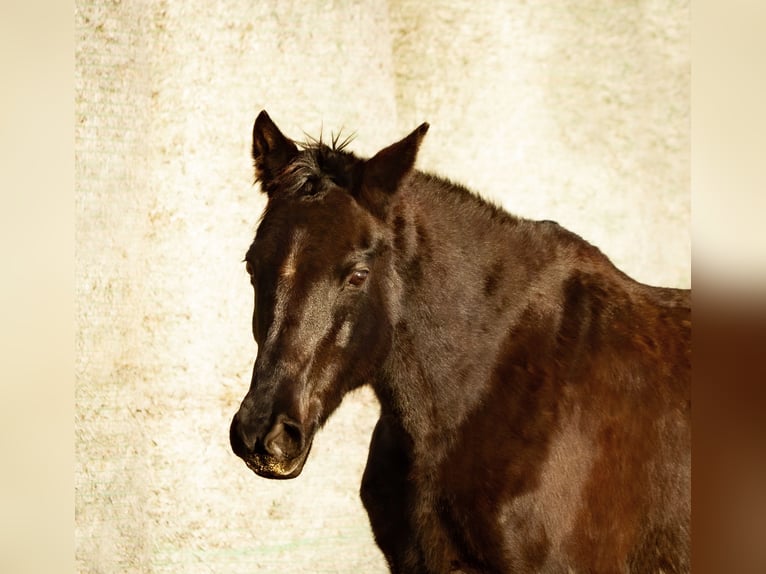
263, 418, 303, 460
230, 414, 256, 458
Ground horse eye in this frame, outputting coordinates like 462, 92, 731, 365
348, 269, 369, 287
303, 177, 320, 196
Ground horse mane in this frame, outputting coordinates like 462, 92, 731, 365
265, 129, 523, 241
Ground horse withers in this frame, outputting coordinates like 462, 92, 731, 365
229, 111, 691, 573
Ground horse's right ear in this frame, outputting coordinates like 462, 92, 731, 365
252, 110, 298, 193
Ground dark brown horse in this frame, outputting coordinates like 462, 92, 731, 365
229, 111, 691, 573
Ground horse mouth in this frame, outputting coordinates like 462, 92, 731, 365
242, 441, 313, 480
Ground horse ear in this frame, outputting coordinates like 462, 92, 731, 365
252, 110, 298, 193
359, 122, 429, 218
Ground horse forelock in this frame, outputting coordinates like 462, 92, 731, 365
264, 138, 360, 200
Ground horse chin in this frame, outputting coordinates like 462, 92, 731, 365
244, 441, 313, 480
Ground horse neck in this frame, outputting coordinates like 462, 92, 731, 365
377, 172, 567, 457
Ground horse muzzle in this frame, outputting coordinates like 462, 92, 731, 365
229, 412, 313, 479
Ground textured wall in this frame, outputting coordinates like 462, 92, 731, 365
75, 1, 689, 571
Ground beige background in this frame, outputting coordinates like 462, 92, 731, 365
75, 1, 689, 572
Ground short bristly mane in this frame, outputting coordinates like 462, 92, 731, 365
262, 128, 554, 256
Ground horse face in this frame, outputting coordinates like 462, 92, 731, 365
230, 111, 427, 479
230, 183, 398, 478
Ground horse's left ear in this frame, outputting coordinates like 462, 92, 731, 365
358, 122, 429, 218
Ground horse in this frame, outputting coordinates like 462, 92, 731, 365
229, 110, 691, 573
